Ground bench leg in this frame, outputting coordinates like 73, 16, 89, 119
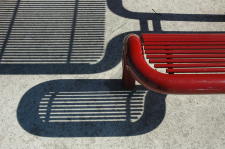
122, 65, 135, 89
122, 34, 135, 90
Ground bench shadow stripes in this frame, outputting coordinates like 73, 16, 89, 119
17, 79, 166, 137
38, 91, 145, 123
0, 0, 120, 74
0, 0, 20, 62
1, 0, 106, 64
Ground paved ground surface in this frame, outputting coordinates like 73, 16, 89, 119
0, 0, 225, 148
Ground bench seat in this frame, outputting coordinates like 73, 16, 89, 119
122, 34, 225, 94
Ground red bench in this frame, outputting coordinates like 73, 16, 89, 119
122, 34, 225, 94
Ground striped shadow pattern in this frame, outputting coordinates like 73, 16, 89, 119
17, 79, 166, 136
0, 0, 106, 64
0, 0, 18, 56
38, 90, 145, 123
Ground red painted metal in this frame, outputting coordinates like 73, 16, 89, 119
122, 34, 225, 94
154, 63, 225, 68
143, 37, 225, 42
147, 54, 225, 58
122, 36, 135, 89
145, 45, 225, 50
167, 68, 225, 73
142, 34, 225, 42
145, 50, 225, 54
142, 34, 225, 37
144, 41, 225, 45
149, 59, 225, 63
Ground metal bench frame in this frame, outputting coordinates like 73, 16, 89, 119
122, 34, 225, 94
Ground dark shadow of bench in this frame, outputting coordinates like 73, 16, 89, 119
17, 79, 166, 137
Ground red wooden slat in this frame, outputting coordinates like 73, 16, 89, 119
143, 38, 225, 42
142, 34, 225, 42
147, 54, 225, 59
143, 34, 225, 74
154, 63, 225, 68
149, 59, 225, 63
144, 45, 225, 50
142, 35, 225, 41
167, 68, 225, 73
143, 41, 225, 46
142, 34, 225, 38
145, 50, 225, 54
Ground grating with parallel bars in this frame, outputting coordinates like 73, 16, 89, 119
38, 91, 146, 123
0, 0, 106, 64
142, 34, 225, 74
